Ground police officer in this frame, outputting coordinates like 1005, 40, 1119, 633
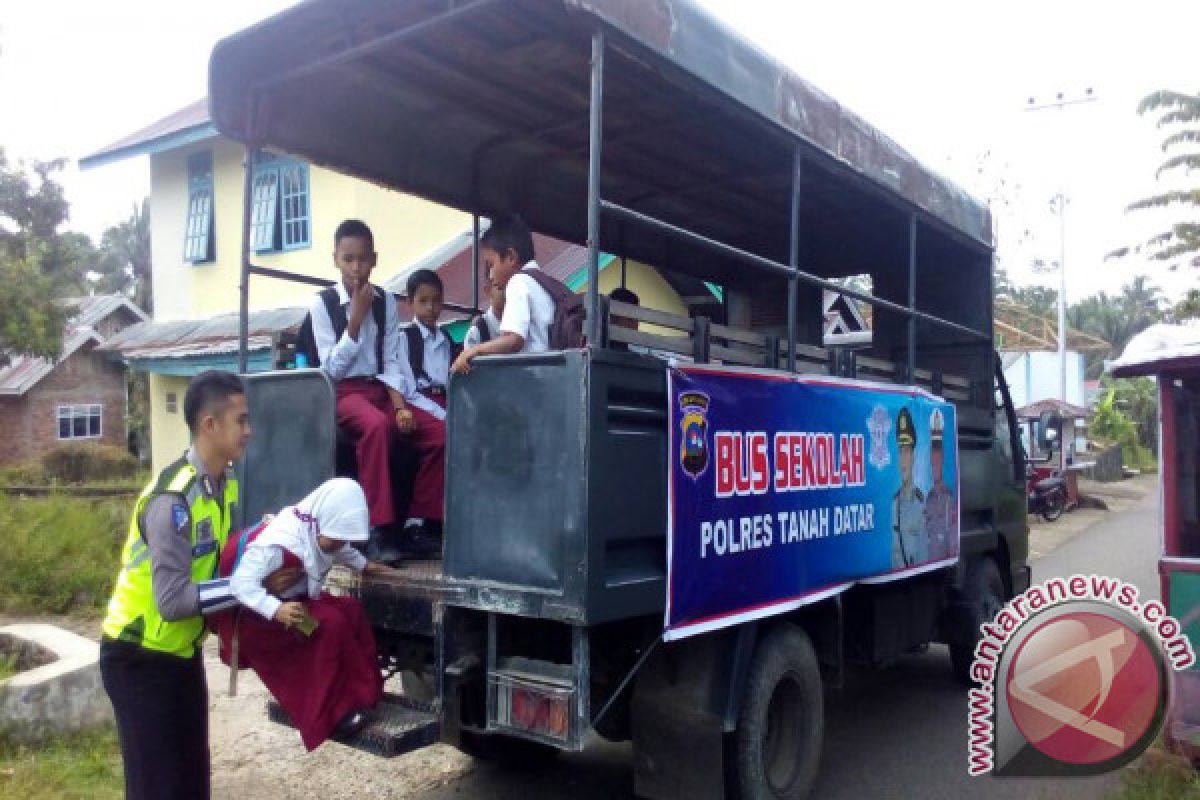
100, 371, 260, 800
924, 408, 958, 561
891, 407, 927, 568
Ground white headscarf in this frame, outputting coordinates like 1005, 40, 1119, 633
250, 478, 369, 596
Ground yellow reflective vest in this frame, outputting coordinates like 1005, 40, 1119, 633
102, 455, 238, 658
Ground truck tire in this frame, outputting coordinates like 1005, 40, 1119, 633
730, 625, 823, 800
458, 731, 559, 769
948, 557, 1006, 687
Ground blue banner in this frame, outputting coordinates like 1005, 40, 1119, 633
666, 365, 960, 640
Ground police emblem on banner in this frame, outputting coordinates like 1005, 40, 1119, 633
867, 404, 893, 470
678, 391, 711, 479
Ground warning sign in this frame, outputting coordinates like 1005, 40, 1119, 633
823, 290, 871, 347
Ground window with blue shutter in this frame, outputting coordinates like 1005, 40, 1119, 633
249, 155, 311, 252
183, 152, 214, 263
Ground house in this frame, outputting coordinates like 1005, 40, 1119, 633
0, 295, 147, 467
84, 100, 706, 472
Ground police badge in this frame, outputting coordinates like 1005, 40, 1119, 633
678, 391, 710, 479
867, 404, 893, 470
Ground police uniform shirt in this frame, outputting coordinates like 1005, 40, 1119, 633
395, 319, 451, 421
138, 448, 236, 619
499, 261, 555, 354
892, 483, 927, 568
924, 482, 957, 560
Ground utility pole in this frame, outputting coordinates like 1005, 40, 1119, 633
1026, 89, 1097, 404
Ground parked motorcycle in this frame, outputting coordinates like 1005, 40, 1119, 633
1027, 465, 1067, 522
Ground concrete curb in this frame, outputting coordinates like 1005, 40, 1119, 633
0, 624, 112, 741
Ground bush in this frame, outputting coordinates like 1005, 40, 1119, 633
39, 443, 138, 485
0, 494, 126, 614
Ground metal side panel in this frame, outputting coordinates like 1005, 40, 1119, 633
237, 369, 336, 529
444, 352, 588, 611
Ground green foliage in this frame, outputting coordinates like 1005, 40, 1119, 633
1173, 288, 1200, 321
1113, 747, 1200, 800
0, 727, 123, 799
38, 444, 139, 485
1067, 276, 1166, 378
1112, 90, 1200, 272
0, 652, 17, 682
0, 494, 125, 614
90, 199, 152, 313
1090, 386, 1156, 469
0, 149, 95, 363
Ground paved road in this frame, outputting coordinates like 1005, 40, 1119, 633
420, 486, 1158, 799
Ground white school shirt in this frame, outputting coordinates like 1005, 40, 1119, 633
309, 282, 405, 393
463, 308, 501, 349
230, 541, 366, 622
395, 320, 451, 421
499, 261, 555, 354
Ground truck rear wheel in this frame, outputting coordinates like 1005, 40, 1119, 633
948, 557, 1006, 686
730, 625, 823, 800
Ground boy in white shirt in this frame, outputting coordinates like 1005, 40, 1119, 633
394, 269, 450, 553
463, 272, 505, 348
451, 215, 555, 374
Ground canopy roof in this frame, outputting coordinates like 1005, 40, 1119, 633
209, 0, 992, 289
1109, 323, 1200, 378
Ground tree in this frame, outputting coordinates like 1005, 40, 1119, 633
92, 199, 152, 313
1172, 288, 1200, 321
0, 149, 95, 362
1108, 90, 1200, 272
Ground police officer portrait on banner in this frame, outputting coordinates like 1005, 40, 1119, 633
891, 406, 926, 568
924, 407, 957, 561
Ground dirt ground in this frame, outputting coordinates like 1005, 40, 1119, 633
1027, 473, 1157, 560
206, 659, 473, 800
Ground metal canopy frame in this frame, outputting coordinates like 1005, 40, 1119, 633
231, 0, 989, 376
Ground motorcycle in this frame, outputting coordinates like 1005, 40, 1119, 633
1026, 464, 1067, 522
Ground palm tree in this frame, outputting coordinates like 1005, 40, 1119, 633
1108, 90, 1200, 272
93, 199, 152, 312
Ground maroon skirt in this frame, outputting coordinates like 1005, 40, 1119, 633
214, 592, 383, 750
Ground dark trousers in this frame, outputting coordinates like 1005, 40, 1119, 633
100, 637, 210, 800
407, 392, 446, 521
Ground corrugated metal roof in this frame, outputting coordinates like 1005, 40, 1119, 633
1016, 398, 1089, 420
99, 306, 307, 360
0, 294, 146, 396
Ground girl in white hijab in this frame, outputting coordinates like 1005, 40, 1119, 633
220, 478, 388, 750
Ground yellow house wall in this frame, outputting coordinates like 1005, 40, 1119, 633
149, 138, 469, 321
148, 374, 192, 472
580, 259, 692, 337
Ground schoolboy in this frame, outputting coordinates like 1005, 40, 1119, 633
309, 219, 410, 532
463, 270, 506, 348
451, 214, 554, 374
394, 268, 450, 548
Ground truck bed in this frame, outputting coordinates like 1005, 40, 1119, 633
332, 561, 461, 638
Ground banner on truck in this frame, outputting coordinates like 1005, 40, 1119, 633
665, 365, 960, 640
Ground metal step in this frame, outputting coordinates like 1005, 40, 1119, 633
267, 692, 440, 757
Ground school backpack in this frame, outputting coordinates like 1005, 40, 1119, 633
521, 267, 586, 349
295, 285, 388, 371
403, 323, 461, 388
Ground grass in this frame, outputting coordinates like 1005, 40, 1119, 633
0, 494, 126, 615
1112, 747, 1200, 799
0, 654, 16, 682
0, 728, 122, 800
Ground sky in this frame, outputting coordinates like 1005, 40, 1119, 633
0, 0, 1196, 302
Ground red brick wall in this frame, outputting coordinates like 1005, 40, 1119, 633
0, 343, 127, 468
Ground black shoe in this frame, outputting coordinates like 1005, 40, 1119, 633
397, 520, 443, 559
367, 525, 405, 565
332, 709, 371, 741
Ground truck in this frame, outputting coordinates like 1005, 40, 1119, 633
207, 2, 1030, 797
